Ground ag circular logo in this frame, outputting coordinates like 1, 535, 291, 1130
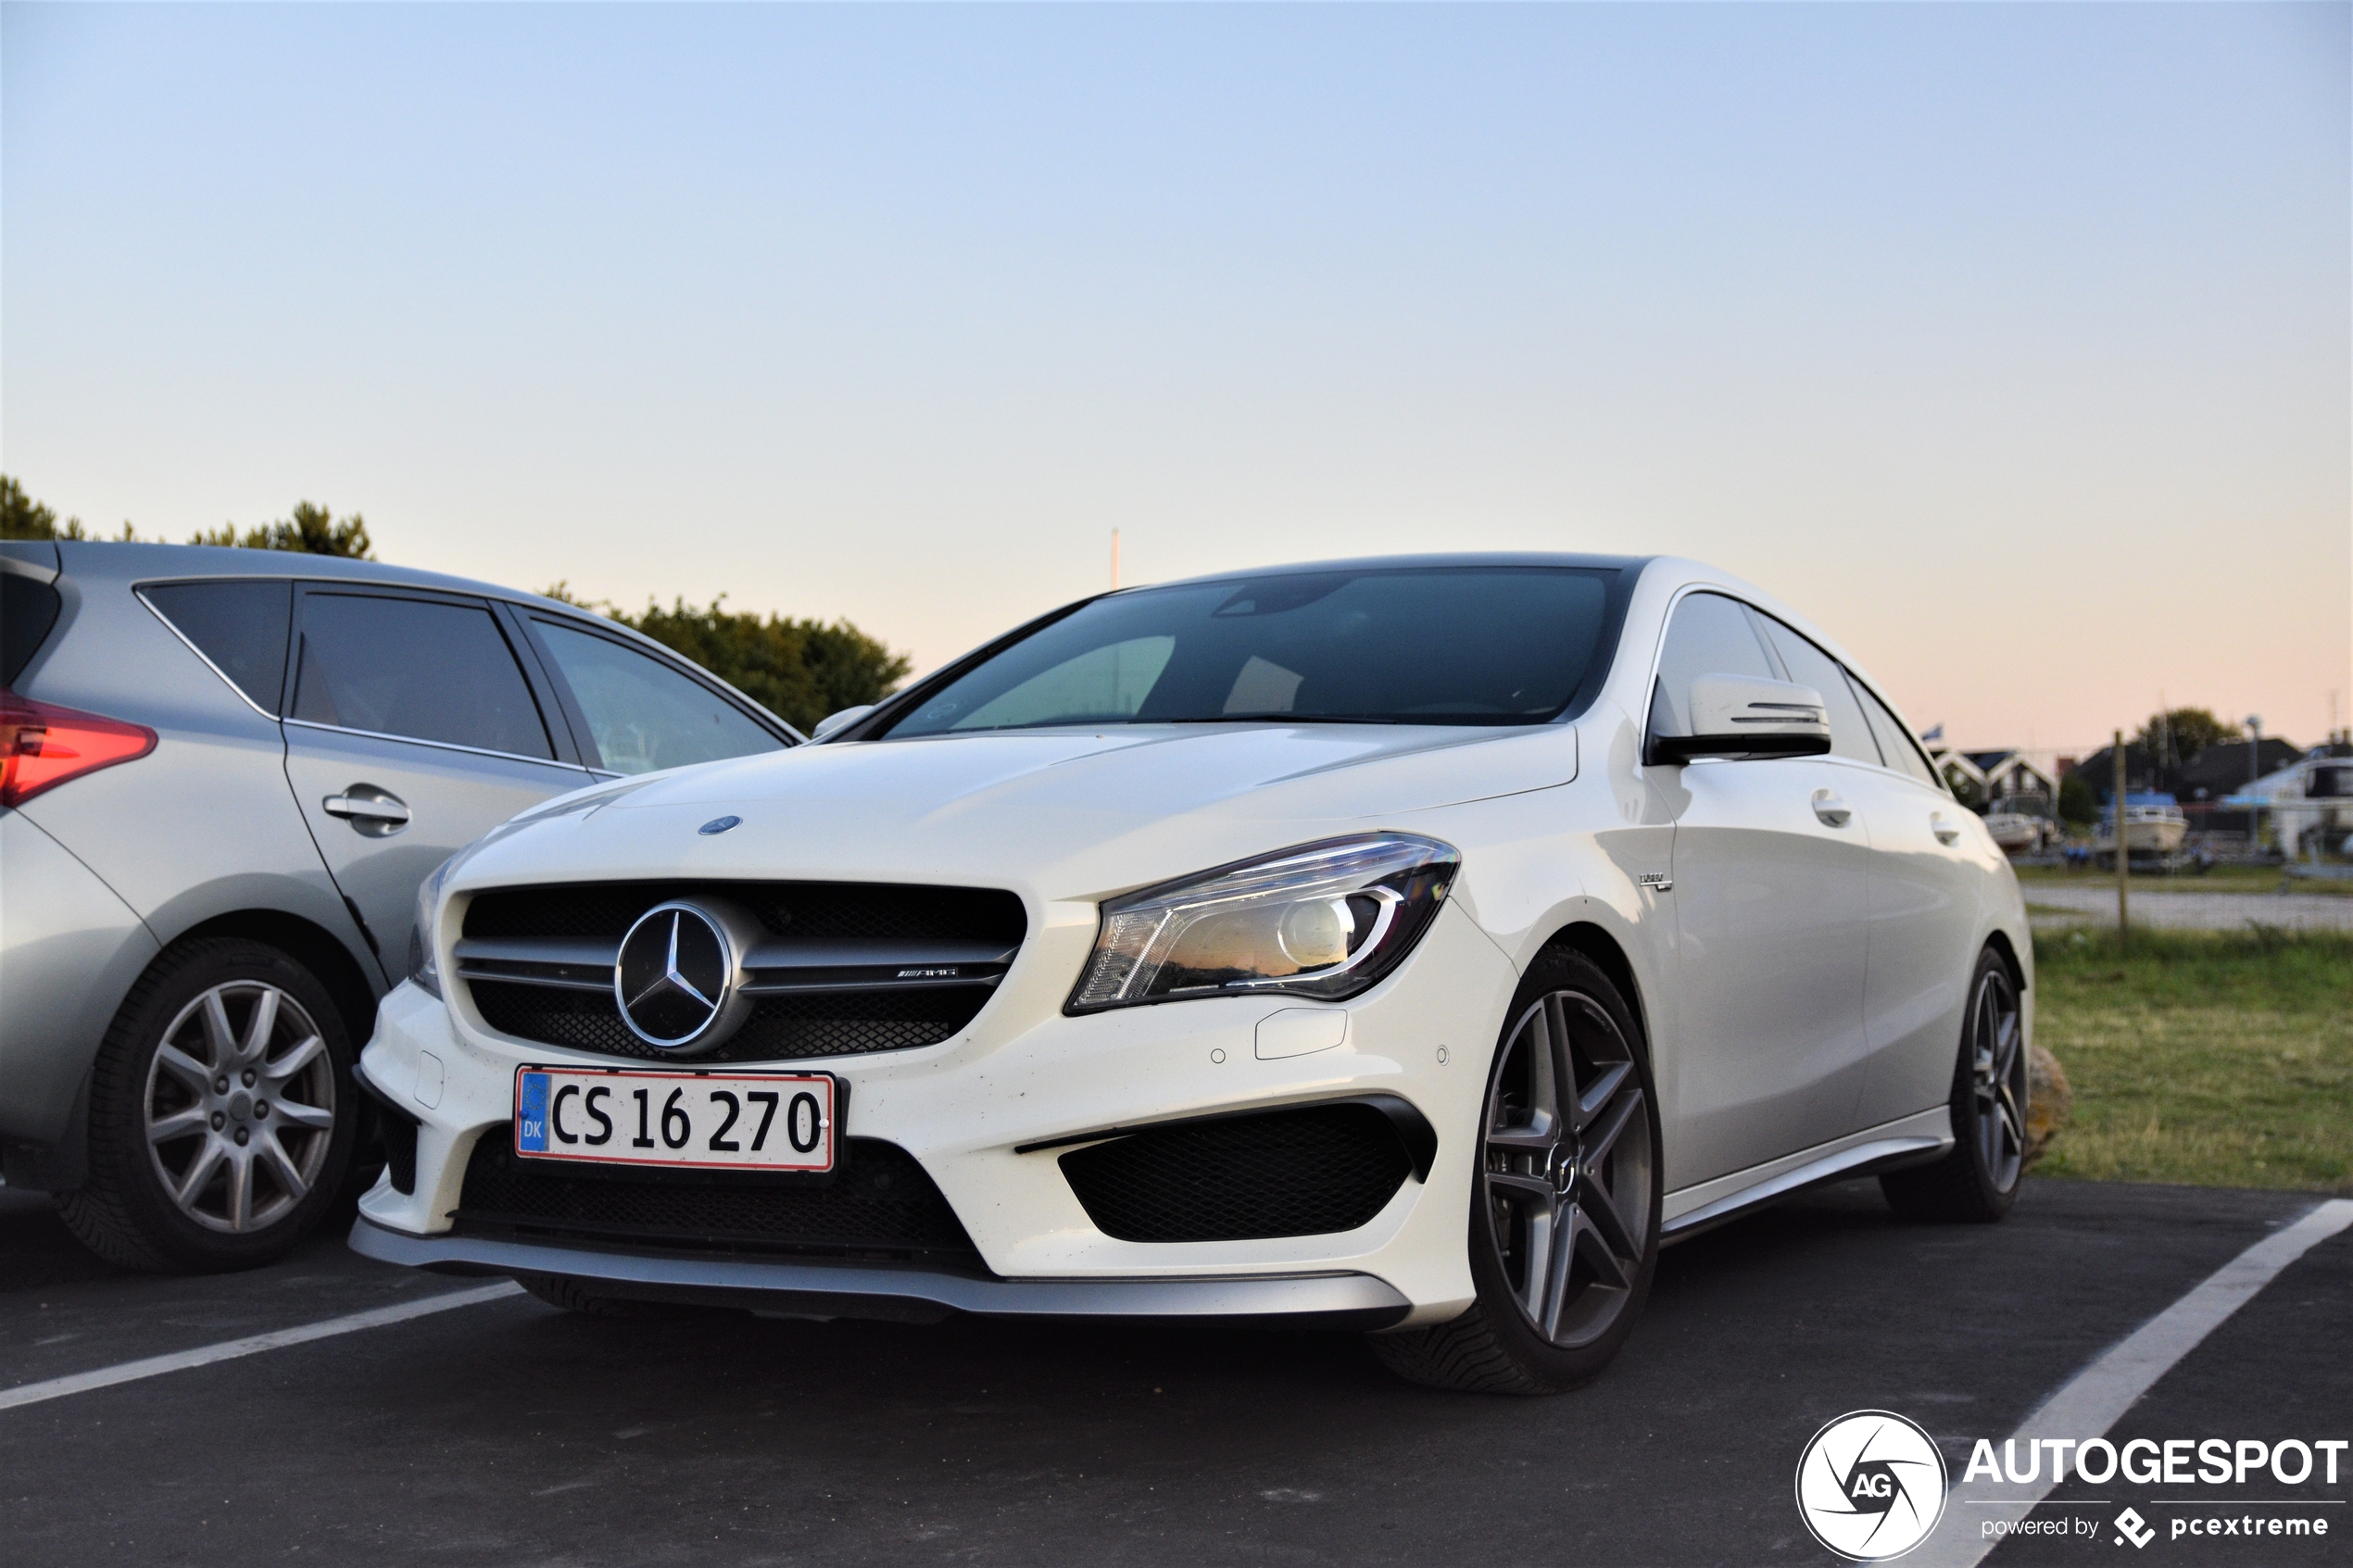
615, 901, 741, 1051
1794, 1410, 1948, 1562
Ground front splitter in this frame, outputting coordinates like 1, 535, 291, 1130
349, 1218, 1414, 1328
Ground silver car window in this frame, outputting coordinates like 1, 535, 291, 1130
533, 619, 784, 774
292, 593, 553, 759
144, 580, 293, 713
1754, 615, 1881, 766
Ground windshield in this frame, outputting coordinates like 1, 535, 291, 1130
881, 566, 1621, 737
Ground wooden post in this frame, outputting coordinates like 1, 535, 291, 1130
2113, 727, 2130, 942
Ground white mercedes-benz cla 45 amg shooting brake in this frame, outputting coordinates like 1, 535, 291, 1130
354, 555, 2031, 1394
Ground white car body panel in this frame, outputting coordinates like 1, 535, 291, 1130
357, 554, 2032, 1327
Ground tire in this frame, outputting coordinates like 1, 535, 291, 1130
57, 938, 359, 1273
516, 1273, 675, 1319
1369, 948, 1662, 1395
1880, 947, 2027, 1223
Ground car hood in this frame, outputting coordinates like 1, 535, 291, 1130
453, 722, 1578, 903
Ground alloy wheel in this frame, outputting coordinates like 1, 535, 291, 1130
142, 981, 338, 1234
1969, 967, 2026, 1194
1480, 988, 1655, 1349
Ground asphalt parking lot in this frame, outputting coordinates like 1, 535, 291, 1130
2, 1177, 2346, 1567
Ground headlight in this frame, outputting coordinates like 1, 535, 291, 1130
409, 855, 457, 1000
1068, 834, 1460, 1013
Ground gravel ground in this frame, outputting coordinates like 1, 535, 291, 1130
2022, 885, 2353, 932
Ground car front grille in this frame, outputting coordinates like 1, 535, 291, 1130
1058, 1102, 1416, 1243
452, 1134, 983, 1264
455, 880, 1026, 1063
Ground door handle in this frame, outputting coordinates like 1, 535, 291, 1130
1811, 789, 1852, 828
1931, 812, 1961, 846
323, 786, 411, 837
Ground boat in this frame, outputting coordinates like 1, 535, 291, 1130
1983, 793, 2056, 855
2095, 792, 2188, 856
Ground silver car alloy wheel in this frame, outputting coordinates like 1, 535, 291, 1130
1969, 965, 2027, 1195
142, 981, 337, 1234
1481, 988, 1655, 1350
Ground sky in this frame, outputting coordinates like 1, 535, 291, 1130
5, 3, 2347, 758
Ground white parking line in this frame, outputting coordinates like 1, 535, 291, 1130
0, 1281, 523, 1413
1916, 1198, 2353, 1568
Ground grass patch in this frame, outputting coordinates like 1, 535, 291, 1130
2012, 863, 2353, 897
2032, 926, 2353, 1191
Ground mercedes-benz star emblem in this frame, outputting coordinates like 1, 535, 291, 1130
614, 901, 739, 1050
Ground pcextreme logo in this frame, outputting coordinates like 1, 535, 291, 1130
1796, 1411, 1950, 1562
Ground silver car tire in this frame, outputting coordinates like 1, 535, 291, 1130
57, 938, 359, 1273
1369, 947, 1662, 1395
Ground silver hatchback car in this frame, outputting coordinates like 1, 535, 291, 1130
0, 540, 799, 1270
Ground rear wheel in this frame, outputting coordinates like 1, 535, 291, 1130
59, 939, 359, 1273
1370, 949, 1660, 1394
1881, 947, 2026, 1223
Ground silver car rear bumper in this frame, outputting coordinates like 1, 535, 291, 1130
349, 1217, 1415, 1328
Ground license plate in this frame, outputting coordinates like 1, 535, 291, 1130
513, 1066, 837, 1173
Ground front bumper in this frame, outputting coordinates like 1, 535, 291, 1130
355, 898, 1517, 1324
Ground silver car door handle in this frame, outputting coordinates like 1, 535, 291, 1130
1931, 812, 1961, 846
323, 791, 411, 824
1811, 789, 1852, 828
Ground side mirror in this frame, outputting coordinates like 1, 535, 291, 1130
811, 705, 875, 741
1646, 674, 1833, 765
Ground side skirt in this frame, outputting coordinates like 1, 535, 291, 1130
1659, 1107, 1954, 1246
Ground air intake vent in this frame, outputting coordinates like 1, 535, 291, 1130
453, 1135, 982, 1264
1058, 1101, 1418, 1243
455, 881, 1026, 1062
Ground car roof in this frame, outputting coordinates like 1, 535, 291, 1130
52, 539, 583, 615
1139, 551, 1655, 590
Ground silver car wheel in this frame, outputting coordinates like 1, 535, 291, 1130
142, 981, 337, 1235
1969, 965, 2027, 1195
1480, 988, 1655, 1350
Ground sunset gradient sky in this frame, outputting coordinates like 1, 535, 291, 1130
6, 3, 2347, 756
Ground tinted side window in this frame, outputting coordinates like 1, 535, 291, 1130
292, 594, 552, 759
534, 620, 784, 774
144, 580, 293, 713
1755, 616, 1881, 766
1851, 676, 1943, 789
1650, 592, 1777, 735
3, 573, 63, 686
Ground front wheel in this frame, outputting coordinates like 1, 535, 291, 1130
1880, 947, 2027, 1223
1370, 948, 1661, 1395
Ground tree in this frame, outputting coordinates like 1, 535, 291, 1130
2136, 707, 2237, 764
2057, 771, 2098, 829
544, 586, 911, 734
189, 501, 372, 558
3, 477, 368, 556
0, 474, 137, 541
1, 475, 61, 538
